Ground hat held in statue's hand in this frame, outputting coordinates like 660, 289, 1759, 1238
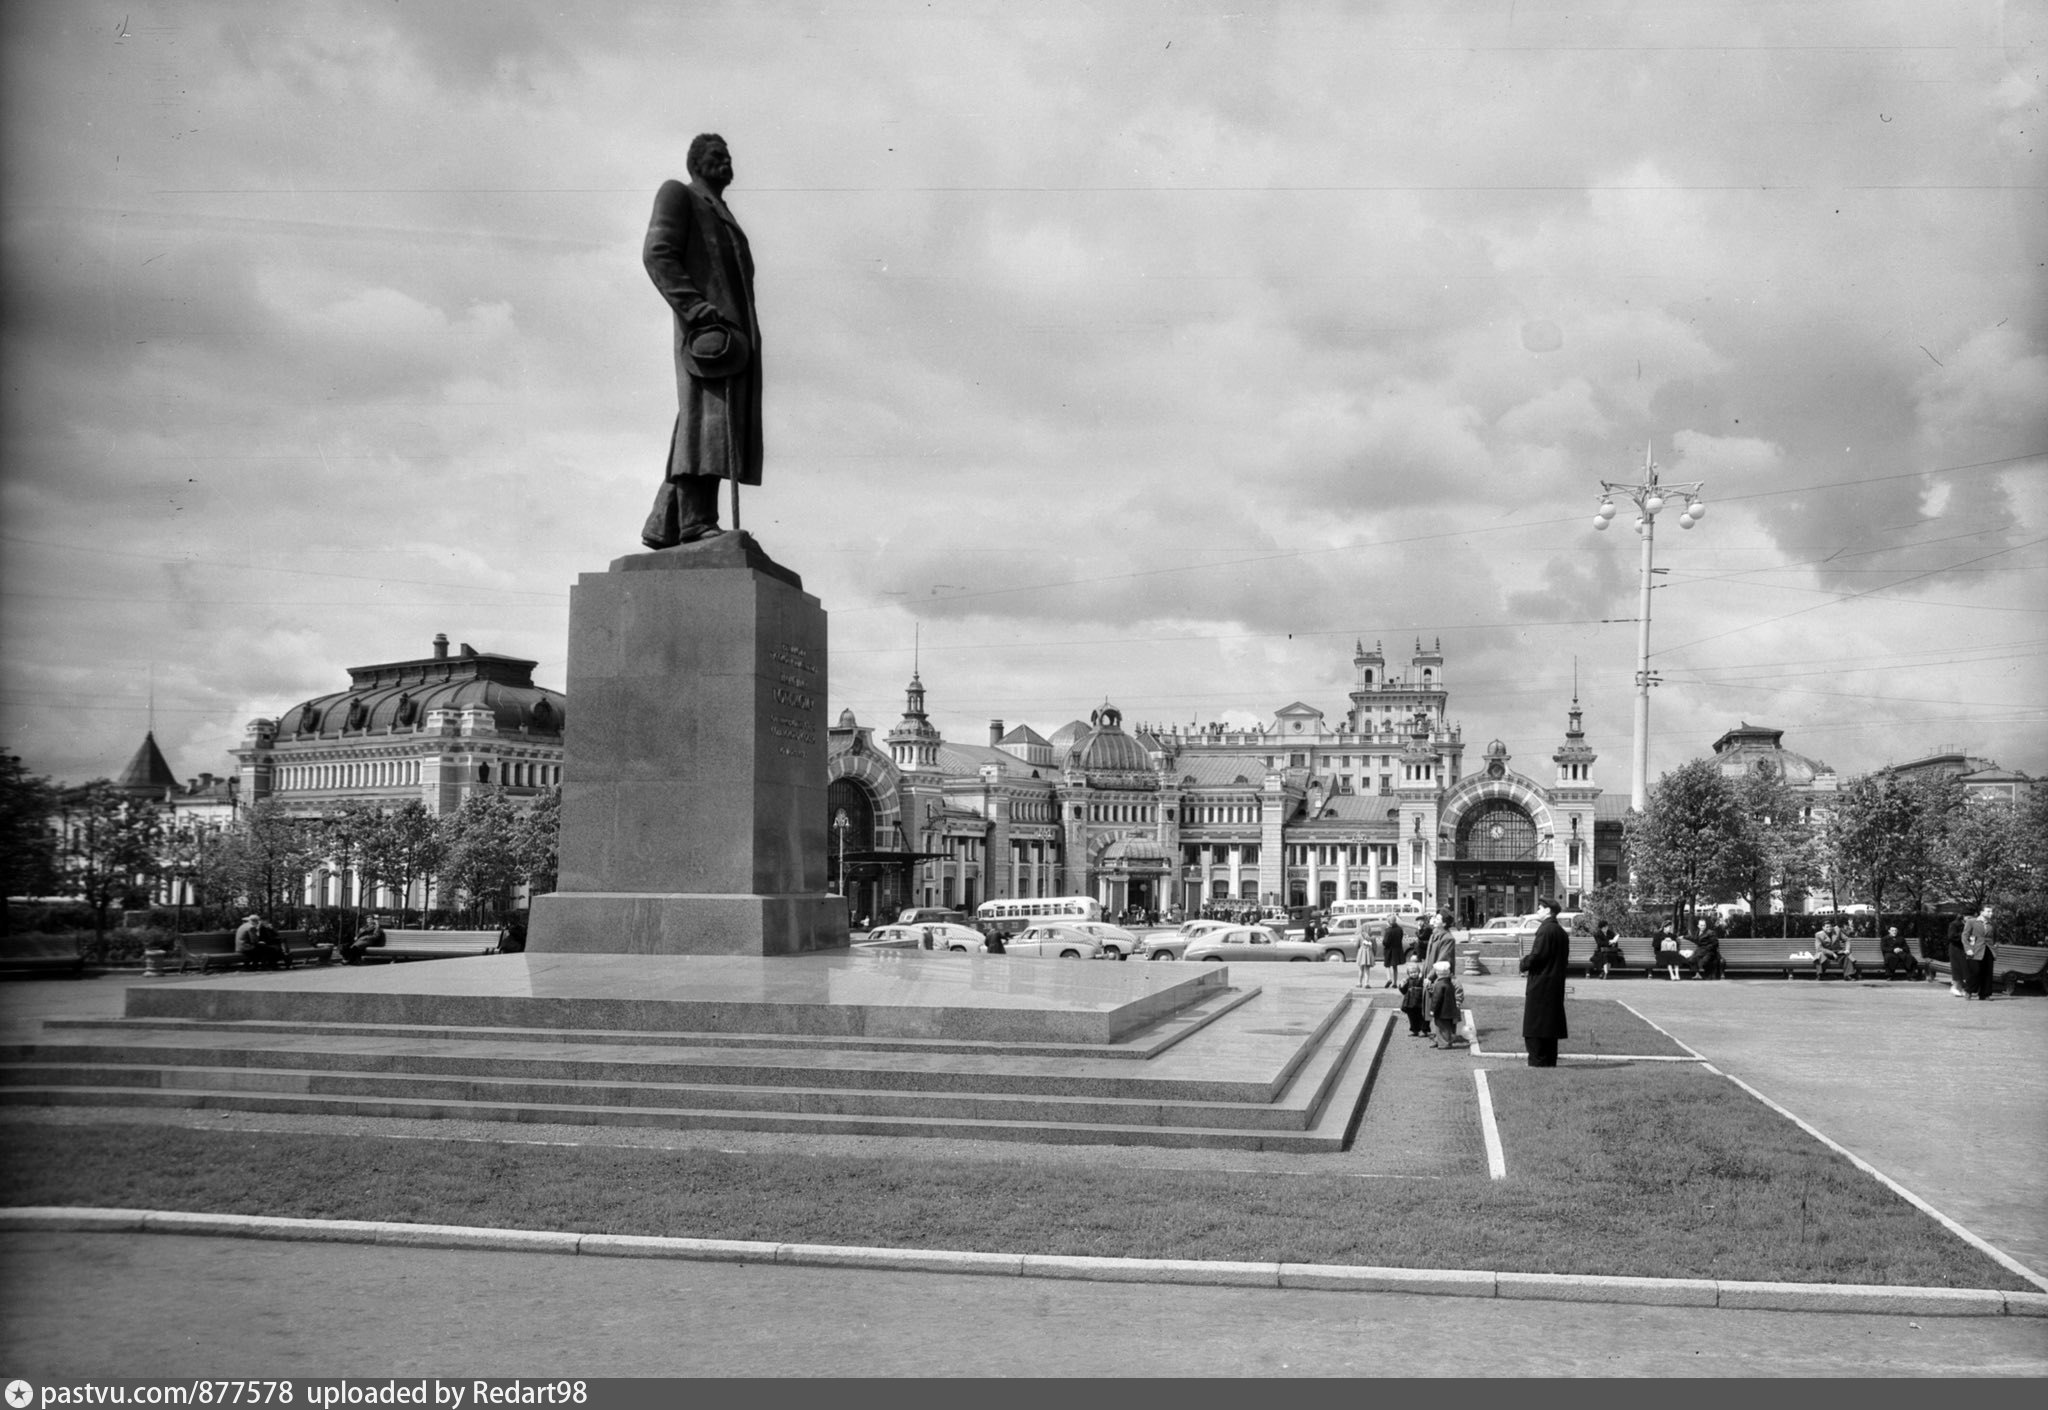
683, 320, 750, 379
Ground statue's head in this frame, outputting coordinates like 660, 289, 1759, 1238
688, 133, 733, 191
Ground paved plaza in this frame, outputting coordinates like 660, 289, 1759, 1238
1, 965, 2044, 1376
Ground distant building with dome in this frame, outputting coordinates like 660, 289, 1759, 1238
1707, 722, 1839, 809
826, 639, 1609, 926
228, 633, 565, 909
238, 633, 565, 817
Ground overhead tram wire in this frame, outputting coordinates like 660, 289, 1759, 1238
836, 447, 2044, 615
1655, 532, 2048, 659
0, 534, 572, 600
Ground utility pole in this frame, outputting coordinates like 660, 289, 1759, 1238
1593, 441, 1707, 811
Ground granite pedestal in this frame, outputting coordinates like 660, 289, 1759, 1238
528, 533, 848, 956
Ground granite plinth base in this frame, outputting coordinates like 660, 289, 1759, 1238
528, 532, 846, 959
116, 953, 1225, 1045
528, 891, 848, 958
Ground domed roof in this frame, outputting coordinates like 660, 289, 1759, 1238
1048, 718, 1092, 749
275, 639, 565, 741
1710, 722, 1832, 787
1068, 703, 1153, 776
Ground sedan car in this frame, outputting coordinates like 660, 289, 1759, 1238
1068, 921, 1141, 959
1005, 923, 1105, 960
1134, 918, 1236, 961
1182, 926, 1334, 963
862, 922, 988, 952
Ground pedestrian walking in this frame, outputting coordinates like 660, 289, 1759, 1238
1378, 915, 1405, 988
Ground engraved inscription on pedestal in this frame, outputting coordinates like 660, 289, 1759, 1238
770, 641, 818, 759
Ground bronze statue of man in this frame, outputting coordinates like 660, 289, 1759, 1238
641, 133, 762, 548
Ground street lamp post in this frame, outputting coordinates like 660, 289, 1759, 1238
831, 808, 850, 898
1592, 440, 1707, 812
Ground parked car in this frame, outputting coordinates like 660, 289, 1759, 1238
897, 907, 971, 927
1005, 923, 1104, 960
1134, 919, 1236, 961
1182, 926, 1330, 963
862, 922, 987, 952
1068, 921, 1141, 959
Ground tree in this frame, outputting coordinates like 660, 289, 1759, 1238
319, 798, 386, 918
357, 800, 444, 922
1937, 795, 2029, 913
0, 752, 60, 934
1726, 770, 1819, 935
1892, 774, 1963, 915
1824, 773, 1942, 931
156, 817, 236, 930
1624, 759, 1745, 934
55, 780, 162, 952
514, 786, 561, 898
218, 799, 322, 919
439, 791, 525, 924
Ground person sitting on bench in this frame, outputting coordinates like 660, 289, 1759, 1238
1656, 925, 1684, 980
1813, 921, 1859, 980
234, 913, 289, 970
339, 914, 387, 965
1880, 926, 1922, 981
1692, 918, 1726, 980
1587, 919, 1626, 979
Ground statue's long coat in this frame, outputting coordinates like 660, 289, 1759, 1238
644, 178, 763, 486
1521, 917, 1571, 1040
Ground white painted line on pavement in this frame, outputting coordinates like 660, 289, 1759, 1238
1612, 999, 1710, 1061
1473, 1068, 1506, 1180
1698, 1061, 2048, 1295
1464, 1006, 1702, 1063
1615, 995, 2048, 1296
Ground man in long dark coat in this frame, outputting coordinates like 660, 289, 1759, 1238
641, 132, 763, 549
1519, 899, 1570, 1067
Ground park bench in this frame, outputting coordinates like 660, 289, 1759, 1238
175, 929, 334, 974
1929, 943, 2048, 996
1603, 933, 1898, 980
1566, 936, 1651, 979
1677, 933, 1871, 979
346, 928, 498, 964
0, 954, 88, 980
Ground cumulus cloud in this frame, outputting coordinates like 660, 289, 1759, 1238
2, 0, 2042, 788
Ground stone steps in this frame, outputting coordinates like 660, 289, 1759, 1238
0, 998, 1390, 1150
32, 979, 1261, 1062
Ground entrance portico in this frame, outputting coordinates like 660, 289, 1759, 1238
1437, 763, 1562, 927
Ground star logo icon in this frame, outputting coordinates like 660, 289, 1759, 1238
6, 1380, 34, 1410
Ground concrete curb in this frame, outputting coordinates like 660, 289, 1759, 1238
3, 1206, 2040, 1317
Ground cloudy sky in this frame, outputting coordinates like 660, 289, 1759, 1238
3, 0, 2043, 795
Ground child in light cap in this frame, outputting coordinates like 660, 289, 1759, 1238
1426, 959, 1463, 1048
1398, 961, 1429, 1036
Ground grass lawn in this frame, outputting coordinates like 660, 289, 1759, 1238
1467, 995, 1690, 1057
1, 1073, 2024, 1291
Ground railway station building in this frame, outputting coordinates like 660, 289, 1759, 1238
825, 639, 1610, 926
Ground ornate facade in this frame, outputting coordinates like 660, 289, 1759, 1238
233, 633, 566, 909
825, 640, 1606, 926
239, 633, 566, 819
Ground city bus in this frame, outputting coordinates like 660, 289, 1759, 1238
974, 896, 1104, 940
1327, 898, 1429, 930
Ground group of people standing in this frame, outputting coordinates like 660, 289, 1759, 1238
1348, 901, 1574, 1068
1362, 910, 1468, 1050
